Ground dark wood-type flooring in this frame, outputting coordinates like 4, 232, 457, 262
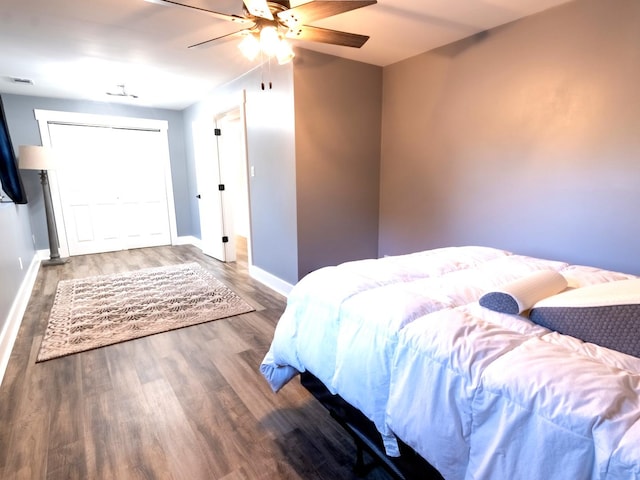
0, 241, 392, 479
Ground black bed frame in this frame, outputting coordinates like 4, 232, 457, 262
300, 372, 444, 480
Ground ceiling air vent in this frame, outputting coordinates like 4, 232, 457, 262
10, 77, 34, 85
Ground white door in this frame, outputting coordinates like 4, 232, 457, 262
112, 127, 172, 250
48, 123, 172, 256
216, 109, 246, 263
194, 108, 250, 263
193, 119, 227, 261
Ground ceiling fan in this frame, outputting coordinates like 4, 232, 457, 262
146, 0, 377, 64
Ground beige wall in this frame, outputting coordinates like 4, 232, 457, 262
294, 49, 382, 278
379, 0, 640, 274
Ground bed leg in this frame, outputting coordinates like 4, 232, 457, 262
352, 440, 377, 477
353, 442, 366, 475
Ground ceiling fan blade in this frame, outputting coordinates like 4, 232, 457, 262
188, 28, 250, 48
278, 1, 376, 28
243, 0, 274, 20
144, 0, 251, 24
286, 25, 369, 48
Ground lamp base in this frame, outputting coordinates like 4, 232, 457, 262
42, 257, 69, 267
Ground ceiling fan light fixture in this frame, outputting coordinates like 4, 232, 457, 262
238, 24, 294, 65
259, 26, 280, 57
238, 33, 261, 61
276, 39, 295, 65
150, 0, 375, 64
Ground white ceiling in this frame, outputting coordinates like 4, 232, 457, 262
0, 0, 575, 110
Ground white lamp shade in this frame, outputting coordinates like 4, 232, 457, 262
18, 145, 57, 171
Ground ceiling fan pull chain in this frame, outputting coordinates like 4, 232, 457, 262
260, 50, 267, 90
259, 55, 273, 90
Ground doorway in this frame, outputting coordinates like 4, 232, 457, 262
35, 110, 177, 258
194, 104, 251, 265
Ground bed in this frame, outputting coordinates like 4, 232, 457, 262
260, 246, 640, 479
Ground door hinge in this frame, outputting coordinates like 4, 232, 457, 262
214, 128, 221, 136
218, 184, 225, 191
222, 236, 229, 243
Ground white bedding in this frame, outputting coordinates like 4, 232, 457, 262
260, 246, 640, 479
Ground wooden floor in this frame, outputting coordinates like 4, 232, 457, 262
0, 242, 392, 480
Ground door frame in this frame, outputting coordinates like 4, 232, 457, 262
193, 91, 253, 268
219, 95, 253, 268
35, 109, 178, 258
214, 106, 250, 264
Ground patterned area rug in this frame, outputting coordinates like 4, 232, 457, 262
37, 263, 254, 362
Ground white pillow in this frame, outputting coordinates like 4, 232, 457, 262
479, 270, 568, 314
532, 278, 640, 308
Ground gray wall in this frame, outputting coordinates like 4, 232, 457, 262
183, 64, 299, 285
293, 49, 382, 277
184, 49, 382, 283
379, 0, 640, 274
1, 94, 192, 249
0, 202, 36, 334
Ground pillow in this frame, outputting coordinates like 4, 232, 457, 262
529, 278, 640, 358
479, 270, 568, 314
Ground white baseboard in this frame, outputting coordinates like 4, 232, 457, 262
177, 236, 292, 297
249, 265, 294, 297
38, 238, 202, 257
0, 254, 40, 387
174, 235, 201, 248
